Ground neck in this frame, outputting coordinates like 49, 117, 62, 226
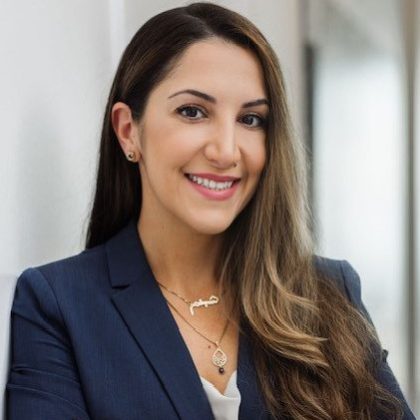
137, 213, 224, 299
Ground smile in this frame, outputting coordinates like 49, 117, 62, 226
187, 174, 234, 191
185, 174, 240, 201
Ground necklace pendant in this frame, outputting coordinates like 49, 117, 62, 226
189, 295, 219, 316
212, 347, 227, 372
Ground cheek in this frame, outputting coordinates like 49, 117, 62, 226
146, 116, 203, 163
245, 139, 266, 177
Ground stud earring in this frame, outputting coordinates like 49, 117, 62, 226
126, 152, 136, 162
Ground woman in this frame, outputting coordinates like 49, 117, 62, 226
6, 2, 415, 419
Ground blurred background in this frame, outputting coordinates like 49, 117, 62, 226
0, 0, 418, 417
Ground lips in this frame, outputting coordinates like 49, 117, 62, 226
184, 173, 241, 182
185, 173, 240, 200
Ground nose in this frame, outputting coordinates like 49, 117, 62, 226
204, 120, 241, 169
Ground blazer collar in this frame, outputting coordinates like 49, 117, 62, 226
106, 219, 268, 420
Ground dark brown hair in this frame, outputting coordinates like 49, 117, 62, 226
86, 2, 402, 418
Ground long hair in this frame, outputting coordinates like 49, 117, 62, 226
85, 2, 402, 418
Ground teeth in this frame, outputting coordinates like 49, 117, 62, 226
187, 174, 234, 191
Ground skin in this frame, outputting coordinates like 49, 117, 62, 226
111, 38, 267, 392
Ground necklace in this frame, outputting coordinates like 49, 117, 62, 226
164, 297, 229, 374
156, 280, 222, 316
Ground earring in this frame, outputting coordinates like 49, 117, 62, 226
126, 152, 136, 162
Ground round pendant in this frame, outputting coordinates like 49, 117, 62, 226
212, 347, 227, 368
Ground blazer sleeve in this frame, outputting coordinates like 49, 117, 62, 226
6, 268, 91, 419
339, 260, 416, 420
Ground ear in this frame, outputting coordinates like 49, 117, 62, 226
111, 102, 142, 162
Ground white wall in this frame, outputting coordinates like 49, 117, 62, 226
0, 0, 112, 276
415, 0, 420, 412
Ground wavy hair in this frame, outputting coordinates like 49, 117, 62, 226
85, 2, 402, 418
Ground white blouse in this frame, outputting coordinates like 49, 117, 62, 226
199, 370, 241, 420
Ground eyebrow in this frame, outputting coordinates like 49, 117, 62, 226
167, 89, 269, 109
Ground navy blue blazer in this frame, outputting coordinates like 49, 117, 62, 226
6, 220, 415, 419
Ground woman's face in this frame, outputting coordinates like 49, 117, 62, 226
134, 38, 267, 235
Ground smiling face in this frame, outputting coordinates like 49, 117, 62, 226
128, 38, 267, 235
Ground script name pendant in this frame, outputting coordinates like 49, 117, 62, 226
189, 295, 219, 315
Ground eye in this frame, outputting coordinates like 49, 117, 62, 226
240, 113, 266, 129
176, 105, 207, 120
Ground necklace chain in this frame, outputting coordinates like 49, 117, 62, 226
156, 281, 193, 304
163, 297, 229, 347
156, 280, 224, 304
163, 296, 231, 374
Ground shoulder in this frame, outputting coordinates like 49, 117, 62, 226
24, 242, 105, 277
313, 255, 363, 308
34, 244, 107, 283
14, 244, 109, 310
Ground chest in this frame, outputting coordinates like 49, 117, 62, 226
176, 320, 240, 395
67, 288, 268, 420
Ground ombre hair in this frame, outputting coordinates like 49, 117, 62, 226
86, 3, 402, 418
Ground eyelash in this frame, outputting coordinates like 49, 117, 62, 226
176, 105, 267, 129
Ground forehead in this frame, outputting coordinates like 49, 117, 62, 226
154, 38, 266, 99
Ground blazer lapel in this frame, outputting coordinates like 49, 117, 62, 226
107, 220, 214, 419
106, 219, 268, 420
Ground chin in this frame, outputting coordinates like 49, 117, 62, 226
188, 217, 236, 236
